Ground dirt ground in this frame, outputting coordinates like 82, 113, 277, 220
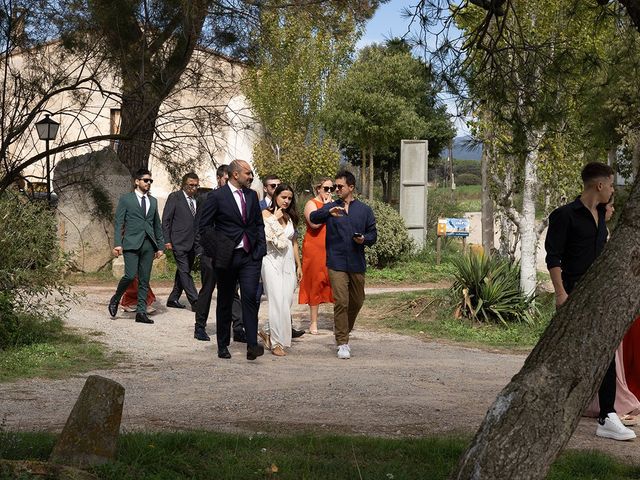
1, 285, 638, 463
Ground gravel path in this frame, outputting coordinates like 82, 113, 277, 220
0, 284, 636, 462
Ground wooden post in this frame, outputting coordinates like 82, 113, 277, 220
436, 236, 441, 265
462, 236, 467, 253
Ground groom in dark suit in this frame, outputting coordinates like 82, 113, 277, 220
108, 168, 164, 324
162, 172, 200, 310
198, 159, 267, 360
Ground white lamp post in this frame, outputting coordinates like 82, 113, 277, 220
35, 114, 60, 204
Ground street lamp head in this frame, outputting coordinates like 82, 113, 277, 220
35, 114, 60, 141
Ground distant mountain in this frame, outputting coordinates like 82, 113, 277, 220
440, 135, 482, 161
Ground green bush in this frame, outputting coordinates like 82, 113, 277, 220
362, 199, 414, 268
455, 173, 481, 186
453, 160, 481, 176
450, 253, 537, 325
0, 193, 74, 350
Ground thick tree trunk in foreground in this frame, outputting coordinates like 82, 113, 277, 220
451, 175, 640, 479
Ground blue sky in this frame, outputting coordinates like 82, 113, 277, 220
359, 0, 469, 136
358, 0, 418, 49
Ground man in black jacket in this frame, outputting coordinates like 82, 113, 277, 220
545, 162, 633, 441
193, 165, 244, 342
198, 160, 267, 360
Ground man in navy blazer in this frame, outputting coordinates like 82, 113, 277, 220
162, 172, 200, 309
198, 159, 267, 360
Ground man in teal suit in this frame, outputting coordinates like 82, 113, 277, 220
108, 168, 165, 324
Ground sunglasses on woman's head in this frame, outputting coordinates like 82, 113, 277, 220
322, 186, 336, 192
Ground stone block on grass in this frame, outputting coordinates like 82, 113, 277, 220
49, 375, 125, 468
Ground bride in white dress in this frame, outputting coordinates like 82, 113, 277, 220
260, 184, 302, 356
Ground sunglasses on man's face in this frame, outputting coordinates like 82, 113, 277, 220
335, 184, 346, 190
322, 186, 336, 192
139, 178, 153, 184
268, 183, 280, 188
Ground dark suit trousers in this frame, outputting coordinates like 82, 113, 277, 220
195, 254, 243, 332
113, 237, 155, 313
215, 249, 261, 348
565, 279, 616, 419
169, 248, 198, 305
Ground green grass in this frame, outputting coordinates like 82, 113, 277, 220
367, 258, 457, 285
367, 241, 461, 285
360, 290, 553, 351
1, 431, 638, 480
433, 185, 482, 212
0, 330, 117, 383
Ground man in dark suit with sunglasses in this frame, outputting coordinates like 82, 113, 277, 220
108, 168, 164, 324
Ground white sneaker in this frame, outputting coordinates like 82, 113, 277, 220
596, 413, 637, 441
337, 344, 351, 359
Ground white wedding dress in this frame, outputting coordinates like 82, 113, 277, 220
261, 216, 296, 348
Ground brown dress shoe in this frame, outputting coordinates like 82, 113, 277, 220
272, 345, 286, 356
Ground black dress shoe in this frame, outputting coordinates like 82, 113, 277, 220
194, 328, 210, 341
135, 312, 154, 324
167, 300, 186, 309
247, 344, 264, 360
233, 332, 247, 343
218, 347, 231, 359
108, 296, 119, 318
292, 328, 305, 338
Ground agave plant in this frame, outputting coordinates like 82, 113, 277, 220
451, 253, 538, 325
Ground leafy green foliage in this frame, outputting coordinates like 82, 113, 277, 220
0, 193, 75, 349
0, 294, 64, 349
362, 200, 413, 268
244, 3, 357, 189
323, 46, 430, 153
252, 133, 340, 192
450, 253, 538, 325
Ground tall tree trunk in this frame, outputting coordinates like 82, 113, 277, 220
497, 166, 515, 259
607, 146, 616, 167
360, 148, 367, 197
117, 89, 161, 174
368, 146, 374, 200
632, 138, 640, 180
451, 176, 640, 480
88, 0, 209, 176
519, 147, 539, 296
381, 164, 389, 203
481, 143, 494, 254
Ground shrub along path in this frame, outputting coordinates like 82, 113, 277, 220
0, 285, 635, 463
